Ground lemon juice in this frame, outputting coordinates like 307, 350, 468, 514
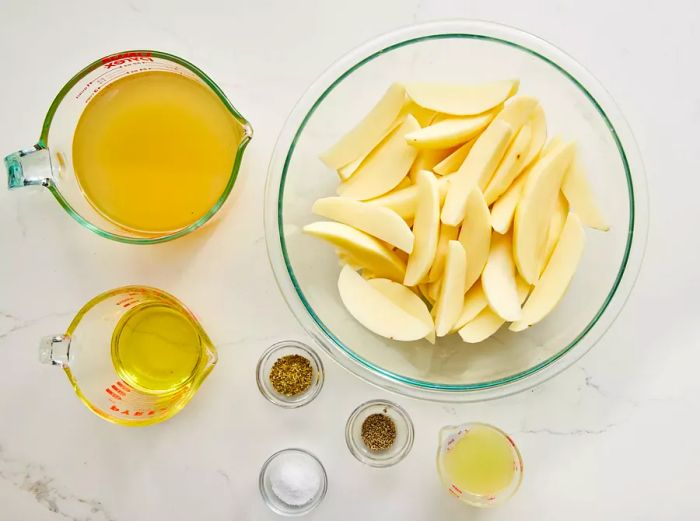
440, 424, 517, 498
73, 70, 243, 233
111, 303, 203, 393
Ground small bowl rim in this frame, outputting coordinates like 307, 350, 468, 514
256, 340, 325, 408
345, 399, 415, 467
264, 19, 649, 401
258, 447, 328, 516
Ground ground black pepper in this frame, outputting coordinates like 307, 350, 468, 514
361, 412, 397, 451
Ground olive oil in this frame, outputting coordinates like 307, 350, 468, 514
111, 303, 203, 393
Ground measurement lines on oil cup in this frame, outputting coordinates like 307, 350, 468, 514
346, 399, 414, 467
256, 341, 324, 408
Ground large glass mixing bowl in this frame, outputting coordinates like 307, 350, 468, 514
264, 21, 648, 402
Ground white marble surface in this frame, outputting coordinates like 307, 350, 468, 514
0, 0, 698, 519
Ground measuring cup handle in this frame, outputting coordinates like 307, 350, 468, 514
5, 146, 53, 189
39, 334, 71, 366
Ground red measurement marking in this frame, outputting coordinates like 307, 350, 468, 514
101, 51, 153, 69
111, 384, 126, 397
105, 388, 121, 400
116, 381, 131, 392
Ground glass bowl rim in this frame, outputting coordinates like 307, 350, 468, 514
264, 20, 649, 401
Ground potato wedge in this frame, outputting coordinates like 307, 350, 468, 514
451, 281, 488, 332
513, 140, 576, 283
561, 154, 609, 231
521, 104, 547, 168
321, 83, 406, 169
433, 140, 475, 175
338, 115, 420, 200
404, 171, 440, 286
458, 277, 530, 342
490, 174, 526, 234
493, 96, 538, 133
481, 233, 522, 321
404, 112, 495, 149
483, 123, 532, 205
409, 147, 456, 182
338, 266, 432, 341
337, 116, 406, 180
539, 193, 569, 275
427, 223, 460, 282
434, 241, 468, 336
404, 80, 519, 115
312, 197, 414, 253
510, 213, 585, 331
458, 189, 491, 292
441, 120, 512, 226
303, 221, 406, 282
366, 173, 451, 221
367, 278, 434, 334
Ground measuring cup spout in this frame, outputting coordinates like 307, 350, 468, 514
39, 334, 71, 366
5, 146, 53, 189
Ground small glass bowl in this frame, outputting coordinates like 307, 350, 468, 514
345, 399, 414, 467
259, 448, 328, 516
256, 340, 324, 408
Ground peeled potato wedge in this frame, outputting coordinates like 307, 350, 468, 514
402, 101, 437, 127
510, 213, 585, 331
404, 112, 495, 149
492, 96, 539, 133
521, 104, 547, 168
490, 174, 526, 234
312, 197, 414, 253
433, 140, 475, 175
483, 123, 533, 205
481, 233, 522, 321
434, 241, 468, 336
427, 223, 460, 282
539, 193, 569, 275
409, 147, 456, 182
321, 83, 406, 169
404, 80, 519, 116
336, 116, 406, 180
365, 174, 451, 220
451, 281, 488, 332
513, 140, 576, 284
303, 221, 406, 282
404, 170, 441, 286
441, 119, 513, 226
458, 277, 530, 342
338, 115, 420, 200
338, 266, 432, 341
561, 154, 609, 231
458, 189, 492, 292
367, 278, 434, 333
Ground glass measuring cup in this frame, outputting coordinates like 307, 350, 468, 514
4, 50, 252, 243
436, 422, 523, 507
40, 286, 217, 426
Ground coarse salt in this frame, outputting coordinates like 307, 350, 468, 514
268, 452, 322, 507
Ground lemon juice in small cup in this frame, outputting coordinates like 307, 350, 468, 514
437, 422, 523, 507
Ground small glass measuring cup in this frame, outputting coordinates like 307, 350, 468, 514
40, 286, 217, 426
4, 50, 252, 244
436, 422, 523, 507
